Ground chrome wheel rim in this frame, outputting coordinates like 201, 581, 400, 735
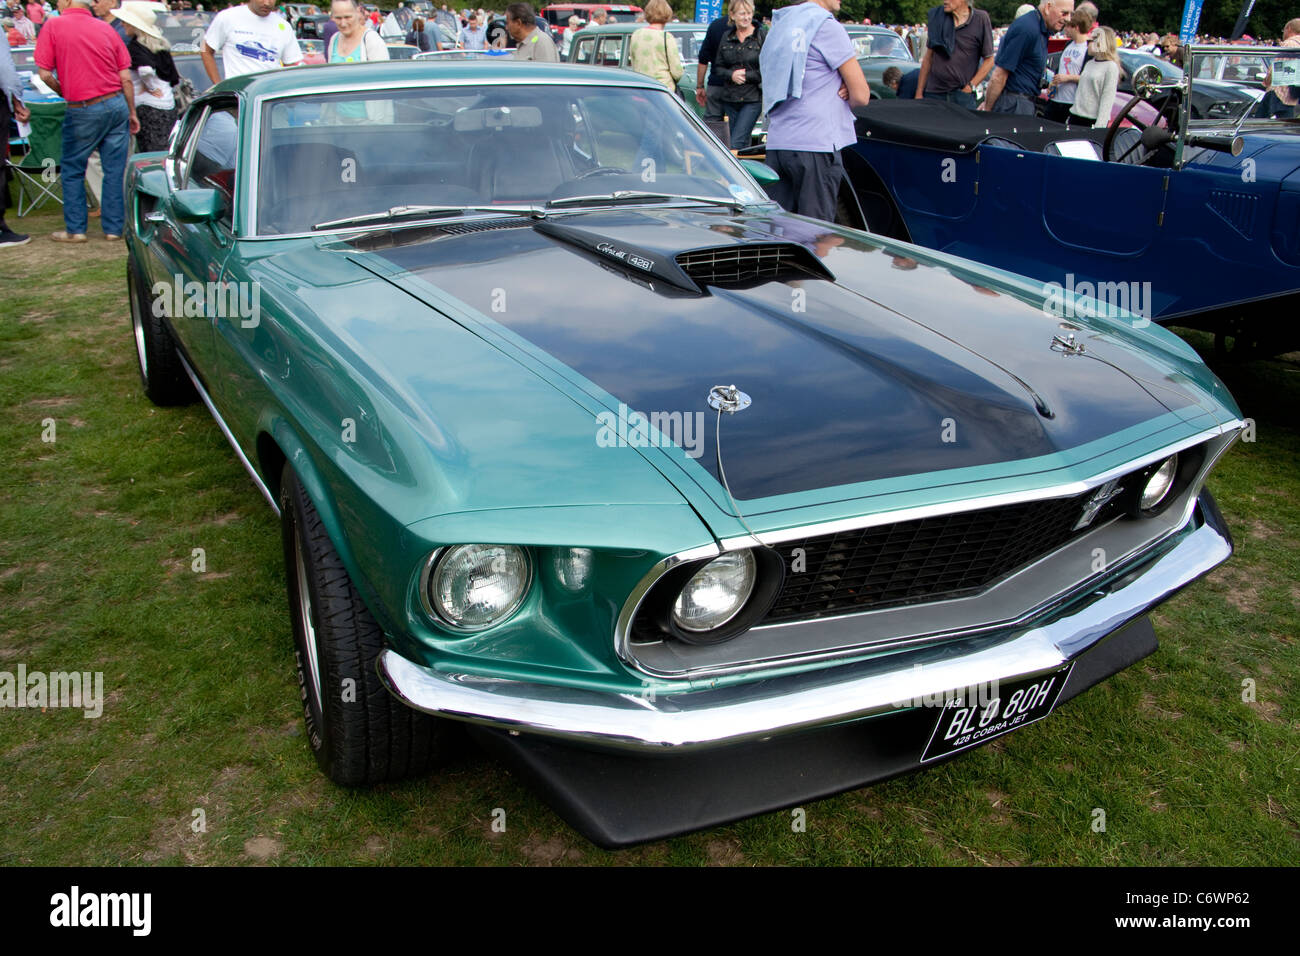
130, 275, 149, 380
293, 530, 324, 709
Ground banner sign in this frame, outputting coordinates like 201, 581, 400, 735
1179, 0, 1205, 45
1229, 0, 1256, 41
695, 0, 723, 25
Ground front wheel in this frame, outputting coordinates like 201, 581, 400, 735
279, 463, 454, 785
128, 258, 196, 406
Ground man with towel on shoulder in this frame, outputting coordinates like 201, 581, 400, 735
759, 0, 870, 222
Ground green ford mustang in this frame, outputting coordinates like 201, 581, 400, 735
125, 60, 1243, 847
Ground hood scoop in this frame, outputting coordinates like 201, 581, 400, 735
534, 217, 832, 295
676, 243, 833, 288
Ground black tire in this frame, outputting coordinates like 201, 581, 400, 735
279, 462, 453, 786
128, 258, 196, 406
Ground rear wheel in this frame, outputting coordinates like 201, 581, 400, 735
279, 463, 454, 786
128, 258, 196, 406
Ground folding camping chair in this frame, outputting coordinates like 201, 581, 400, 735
7, 101, 65, 216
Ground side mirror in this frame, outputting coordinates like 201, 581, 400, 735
740, 158, 780, 185
173, 188, 225, 223
1132, 64, 1162, 99
137, 168, 170, 199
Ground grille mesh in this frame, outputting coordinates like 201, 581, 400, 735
764, 488, 1125, 623
676, 244, 823, 285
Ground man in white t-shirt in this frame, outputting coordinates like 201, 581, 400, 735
201, 0, 302, 83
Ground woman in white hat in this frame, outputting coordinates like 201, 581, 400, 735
113, 1, 181, 153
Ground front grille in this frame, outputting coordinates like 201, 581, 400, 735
763, 487, 1128, 624
675, 243, 829, 286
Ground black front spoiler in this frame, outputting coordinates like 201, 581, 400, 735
469, 614, 1158, 849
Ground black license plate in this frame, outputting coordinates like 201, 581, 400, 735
920, 664, 1073, 763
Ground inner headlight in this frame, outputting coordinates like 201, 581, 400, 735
672, 551, 757, 633
1140, 455, 1178, 511
553, 547, 593, 592
426, 545, 531, 631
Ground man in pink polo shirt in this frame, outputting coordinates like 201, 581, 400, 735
34, 0, 139, 242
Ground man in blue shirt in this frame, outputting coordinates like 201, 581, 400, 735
981, 0, 1072, 115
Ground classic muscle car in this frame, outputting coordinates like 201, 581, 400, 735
125, 60, 1242, 847
844, 45, 1300, 357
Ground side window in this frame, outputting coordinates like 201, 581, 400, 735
597, 36, 624, 67
169, 108, 206, 189
573, 37, 594, 64
187, 104, 239, 230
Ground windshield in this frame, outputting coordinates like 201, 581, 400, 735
674, 30, 708, 61
159, 11, 213, 53
1192, 51, 1271, 89
174, 53, 218, 95
1187, 47, 1297, 126
1119, 50, 1183, 83
851, 31, 911, 60
256, 83, 764, 235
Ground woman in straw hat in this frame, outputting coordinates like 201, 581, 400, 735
112, 2, 181, 153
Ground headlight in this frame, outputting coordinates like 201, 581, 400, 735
1140, 455, 1178, 511
672, 551, 757, 633
553, 547, 593, 592
425, 545, 531, 631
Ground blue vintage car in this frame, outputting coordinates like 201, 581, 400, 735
844, 45, 1299, 357
125, 59, 1243, 846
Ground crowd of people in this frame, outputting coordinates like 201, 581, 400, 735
4, 0, 1300, 249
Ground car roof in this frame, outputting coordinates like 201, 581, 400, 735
206, 59, 667, 97
570, 22, 704, 35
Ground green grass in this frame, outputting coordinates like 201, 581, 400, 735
1, 203, 1297, 865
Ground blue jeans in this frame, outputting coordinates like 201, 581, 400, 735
61, 94, 130, 236
722, 100, 761, 149
923, 89, 977, 109
991, 92, 1036, 116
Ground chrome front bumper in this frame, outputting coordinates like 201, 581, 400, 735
379, 493, 1232, 752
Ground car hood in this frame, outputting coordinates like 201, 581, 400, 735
348, 206, 1234, 519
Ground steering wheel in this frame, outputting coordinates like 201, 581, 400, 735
574, 166, 630, 180
1103, 87, 1179, 163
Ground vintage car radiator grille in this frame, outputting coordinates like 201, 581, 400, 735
676, 243, 829, 286
763, 488, 1125, 624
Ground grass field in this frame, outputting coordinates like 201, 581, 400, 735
1, 204, 1297, 866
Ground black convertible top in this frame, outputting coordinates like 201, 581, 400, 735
852, 100, 1109, 153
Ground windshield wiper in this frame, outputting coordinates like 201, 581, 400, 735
545, 191, 746, 211
313, 204, 540, 231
